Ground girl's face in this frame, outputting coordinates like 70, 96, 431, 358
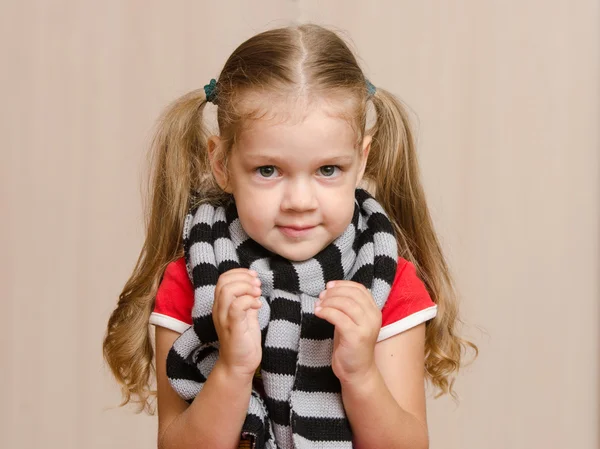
210, 103, 371, 262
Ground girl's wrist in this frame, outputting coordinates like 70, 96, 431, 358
213, 360, 256, 387
339, 363, 381, 394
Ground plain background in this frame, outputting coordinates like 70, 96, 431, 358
2, 1, 599, 448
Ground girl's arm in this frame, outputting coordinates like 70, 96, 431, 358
341, 323, 429, 449
155, 326, 253, 449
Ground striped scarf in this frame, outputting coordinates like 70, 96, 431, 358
166, 188, 398, 448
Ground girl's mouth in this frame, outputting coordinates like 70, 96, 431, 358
277, 225, 316, 238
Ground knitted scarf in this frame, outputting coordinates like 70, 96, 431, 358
166, 188, 398, 449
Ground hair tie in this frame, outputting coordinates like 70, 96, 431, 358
204, 78, 218, 104
366, 79, 376, 96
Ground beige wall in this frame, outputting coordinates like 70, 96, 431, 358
2, 1, 598, 448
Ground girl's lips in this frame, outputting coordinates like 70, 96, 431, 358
277, 225, 316, 238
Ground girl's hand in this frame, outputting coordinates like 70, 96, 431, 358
212, 268, 263, 378
315, 281, 381, 385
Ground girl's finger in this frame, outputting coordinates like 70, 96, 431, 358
215, 281, 262, 324
316, 295, 366, 326
325, 280, 368, 293
227, 294, 263, 322
215, 271, 260, 298
324, 283, 368, 298
314, 304, 355, 332
218, 268, 258, 281
320, 285, 371, 311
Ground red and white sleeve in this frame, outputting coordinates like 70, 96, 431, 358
377, 258, 437, 342
149, 258, 193, 333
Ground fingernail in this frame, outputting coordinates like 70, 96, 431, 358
326, 281, 335, 288
315, 305, 322, 313
249, 270, 257, 276
253, 278, 261, 286
318, 291, 325, 299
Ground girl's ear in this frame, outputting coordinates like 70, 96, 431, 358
356, 135, 372, 186
207, 135, 232, 193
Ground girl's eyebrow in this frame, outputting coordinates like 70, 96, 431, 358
243, 153, 356, 165
322, 155, 355, 165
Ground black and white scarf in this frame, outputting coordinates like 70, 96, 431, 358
166, 188, 398, 448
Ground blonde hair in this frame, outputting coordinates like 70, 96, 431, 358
103, 23, 477, 413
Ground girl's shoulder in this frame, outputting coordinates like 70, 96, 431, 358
387, 258, 434, 310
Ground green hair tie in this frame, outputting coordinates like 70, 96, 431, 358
366, 79, 376, 96
204, 78, 218, 104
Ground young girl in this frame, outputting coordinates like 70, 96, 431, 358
103, 24, 475, 449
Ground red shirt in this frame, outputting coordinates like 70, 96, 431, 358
151, 257, 437, 341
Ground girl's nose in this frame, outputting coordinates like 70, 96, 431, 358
280, 179, 318, 212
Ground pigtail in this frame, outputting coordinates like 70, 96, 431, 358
367, 88, 477, 399
103, 89, 215, 413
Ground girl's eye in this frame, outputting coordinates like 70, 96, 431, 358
318, 165, 339, 177
257, 166, 278, 178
